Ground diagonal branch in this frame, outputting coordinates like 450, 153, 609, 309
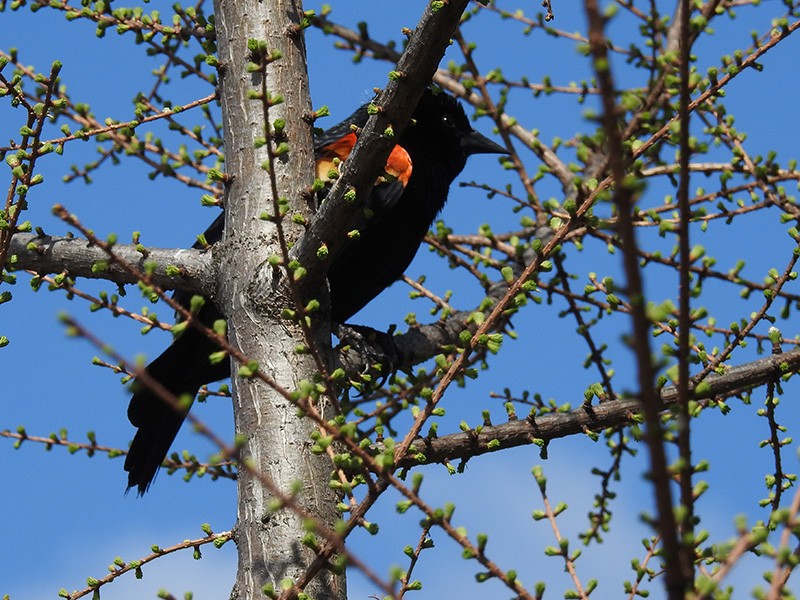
311, 14, 576, 196
291, 0, 472, 281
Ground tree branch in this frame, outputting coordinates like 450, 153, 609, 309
399, 346, 800, 468
10, 224, 540, 380
8, 232, 215, 295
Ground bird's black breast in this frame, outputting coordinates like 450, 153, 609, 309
326, 157, 454, 322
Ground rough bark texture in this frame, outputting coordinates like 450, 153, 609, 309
212, 1, 344, 599
8, 233, 214, 295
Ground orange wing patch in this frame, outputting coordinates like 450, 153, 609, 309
316, 132, 357, 182
316, 132, 412, 186
383, 145, 412, 186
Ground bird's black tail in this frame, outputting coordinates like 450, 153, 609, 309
124, 327, 228, 495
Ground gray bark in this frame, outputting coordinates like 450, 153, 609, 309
212, 1, 344, 599
7, 233, 214, 295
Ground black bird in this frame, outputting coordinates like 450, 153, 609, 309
124, 88, 507, 494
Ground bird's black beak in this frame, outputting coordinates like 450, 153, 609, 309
461, 129, 508, 155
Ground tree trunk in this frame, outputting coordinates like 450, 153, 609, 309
213, 1, 344, 598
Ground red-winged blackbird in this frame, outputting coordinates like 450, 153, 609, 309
124, 88, 507, 494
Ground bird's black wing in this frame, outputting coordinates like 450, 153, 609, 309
314, 104, 412, 228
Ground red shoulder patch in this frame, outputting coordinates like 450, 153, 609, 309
384, 145, 412, 186
316, 133, 412, 187
316, 132, 357, 182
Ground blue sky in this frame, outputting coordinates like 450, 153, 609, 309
2, 1, 800, 598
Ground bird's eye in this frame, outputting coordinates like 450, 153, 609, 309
441, 114, 456, 128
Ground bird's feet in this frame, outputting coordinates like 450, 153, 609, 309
334, 323, 400, 391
